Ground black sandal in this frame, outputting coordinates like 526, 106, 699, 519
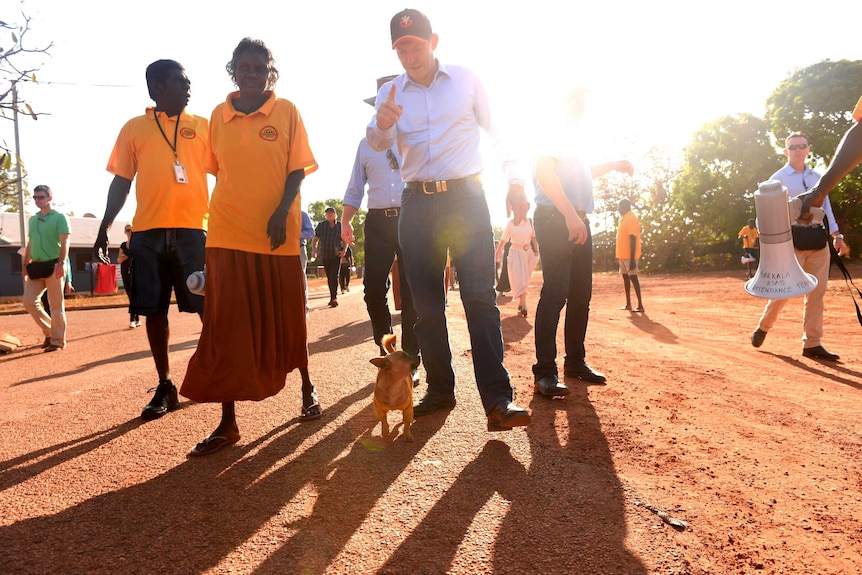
300, 389, 323, 421
300, 403, 323, 421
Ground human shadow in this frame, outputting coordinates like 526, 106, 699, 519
493, 384, 648, 574
11, 338, 200, 387
250, 413, 450, 574
766, 351, 862, 391
307, 317, 373, 356
501, 313, 534, 345
626, 312, 679, 344
0, 418, 145, 492
0, 383, 448, 575
377, 439, 526, 573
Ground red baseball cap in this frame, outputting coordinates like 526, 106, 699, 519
391, 9, 432, 48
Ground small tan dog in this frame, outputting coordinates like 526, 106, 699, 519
370, 334, 419, 442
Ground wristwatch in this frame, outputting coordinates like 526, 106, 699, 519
833, 233, 844, 240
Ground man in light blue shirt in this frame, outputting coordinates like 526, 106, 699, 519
532, 87, 632, 397
342, 124, 420, 372
367, 8, 530, 432
751, 132, 848, 361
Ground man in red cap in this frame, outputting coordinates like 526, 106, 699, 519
366, 8, 531, 432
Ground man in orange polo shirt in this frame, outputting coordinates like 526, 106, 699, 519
94, 59, 213, 421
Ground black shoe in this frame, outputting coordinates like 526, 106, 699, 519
329, 299, 339, 307
41, 337, 51, 348
413, 392, 456, 417
564, 363, 606, 384
802, 345, 840, 361
487, 401, 531, 431
534, 374, 571, 397
141, 380, 179, 420
751, 328, 767, 348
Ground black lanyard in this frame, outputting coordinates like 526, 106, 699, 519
153, 110, 180, 162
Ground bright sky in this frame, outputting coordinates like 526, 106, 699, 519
4, 0, 862, 230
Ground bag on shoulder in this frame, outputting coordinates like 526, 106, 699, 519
791, 226, 828, 251
26, 259, 57, 280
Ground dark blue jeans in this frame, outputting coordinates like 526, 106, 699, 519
322, 257, 340, 300
363, 210, 419, 357
398, 179, 512, 414
532, 205, 593, 378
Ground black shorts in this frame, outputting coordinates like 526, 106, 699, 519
129, 228, 206, 316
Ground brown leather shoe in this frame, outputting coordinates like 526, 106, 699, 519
751, 328, 767, 348
487, 401, 531, 431
802, 345, 839, 361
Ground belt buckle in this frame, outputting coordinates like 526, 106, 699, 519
422, 180, 447, 194
384, 208, 399, 217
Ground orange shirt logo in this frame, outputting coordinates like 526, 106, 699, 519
259, 126, 278, 141
180, 127, 197, 139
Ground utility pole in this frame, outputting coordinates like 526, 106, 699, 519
13, 84, 25, 291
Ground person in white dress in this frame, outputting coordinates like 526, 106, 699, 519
495, 216, 539, 317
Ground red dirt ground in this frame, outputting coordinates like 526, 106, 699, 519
1, 267, 862, 574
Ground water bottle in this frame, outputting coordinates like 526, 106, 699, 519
187, 269, 206, 296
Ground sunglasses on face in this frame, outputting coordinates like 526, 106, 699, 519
33, 195, 48, 200
386, 149, 399, 170
787, 143, 809, 151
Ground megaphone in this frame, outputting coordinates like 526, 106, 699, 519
744, 180, 817, 299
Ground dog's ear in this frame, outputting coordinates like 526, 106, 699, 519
370, 357, 389, 369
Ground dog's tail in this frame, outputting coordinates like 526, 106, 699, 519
381, 333, 397, 354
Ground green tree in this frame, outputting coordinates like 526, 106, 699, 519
307, 199, 367, 267
765, 59, 862, 245
0, 154, 25, 211
593, 145, 686, 271
672, 114, 782, 266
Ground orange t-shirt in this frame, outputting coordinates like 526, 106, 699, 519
206, 91, 318, 256
615, 210, 642, 259
106, 108, 213, 231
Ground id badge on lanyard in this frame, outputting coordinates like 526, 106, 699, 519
174, 161, 188, 184
154, 111, 188, 184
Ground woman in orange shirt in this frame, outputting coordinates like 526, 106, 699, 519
181, 38, 322, 456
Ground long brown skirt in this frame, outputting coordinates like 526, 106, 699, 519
181, 248, 308, 403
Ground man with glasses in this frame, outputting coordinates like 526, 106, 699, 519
22, 184, 70, 352
342, 76, 419, 377
94, 59, 213, 420
751, 132, 848, 360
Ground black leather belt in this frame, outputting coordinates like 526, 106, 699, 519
536, 205, 588, 222
369, 207, 400, 217
405, 174, 481, 194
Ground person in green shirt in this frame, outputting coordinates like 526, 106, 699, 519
22, 184, 71, 351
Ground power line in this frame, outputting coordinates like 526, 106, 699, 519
21, 79, 134, 88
